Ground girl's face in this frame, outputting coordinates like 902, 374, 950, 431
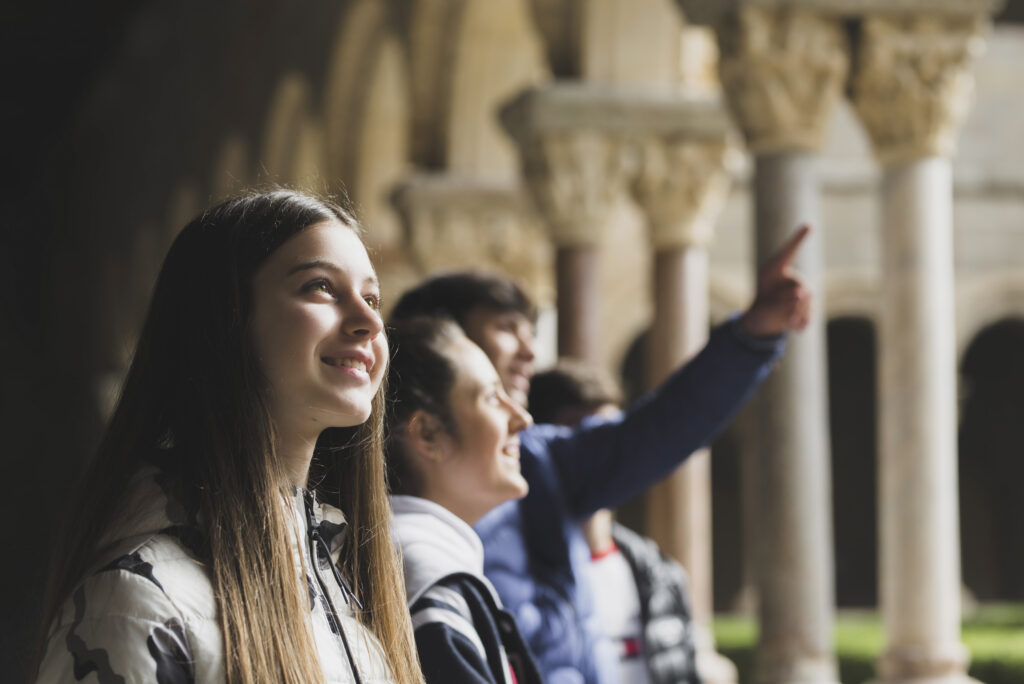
431, 336, 532, 525
251, 220, 387, 441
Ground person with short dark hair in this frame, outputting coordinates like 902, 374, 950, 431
389, 272, 537, 407
390, 226, 811, 684
530, 361, 700, 684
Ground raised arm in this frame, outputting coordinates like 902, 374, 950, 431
544, 226, 813, 518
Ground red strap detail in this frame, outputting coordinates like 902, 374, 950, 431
509, 664, 519, 684
622, 637, 643, 658
590, 541, 620, 561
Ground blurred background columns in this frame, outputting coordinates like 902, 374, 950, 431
630, 113, 738, 683
848, 5, 1000, 682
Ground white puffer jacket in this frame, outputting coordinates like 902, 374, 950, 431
36, 466, 395, 683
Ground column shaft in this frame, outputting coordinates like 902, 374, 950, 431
647, 247, 711, 615
752, 152, 837, 683
877, 157, 966, 680
556, 245, 602, 364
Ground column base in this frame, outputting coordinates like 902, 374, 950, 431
754, 647, 840, 684
697, 646, 739, 684
871, 644, 976, 684
868, 676, 980, 684
694, 625, 738, 684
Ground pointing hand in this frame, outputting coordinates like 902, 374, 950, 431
739, 225, 812, 338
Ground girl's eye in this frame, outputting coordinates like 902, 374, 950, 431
304, 279, 335, 296
364, 294, 382, 311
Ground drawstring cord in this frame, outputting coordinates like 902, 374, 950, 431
303, 491, 364, 684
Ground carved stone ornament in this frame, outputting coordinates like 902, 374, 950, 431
850, 14, 987, 164
716, 6, 849, 153
391, 175, 553, 293
631, 137, 734, 251
519, 130, 631, 247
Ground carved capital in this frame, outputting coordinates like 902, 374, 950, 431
850, 14, 987, 163
519, 130, 631, 247
391, 175, 553, 294
631, 137, 735, 251
716, 6, 849, 153
501, 85, 736, 248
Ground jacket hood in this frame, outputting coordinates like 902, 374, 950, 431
390, 495, 485, 606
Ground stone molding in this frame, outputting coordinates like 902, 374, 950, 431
715, 6, 849, 153
390, 173, 552, 290
850, 14, 988, 164
631, 137, 735, 250
501, 84, 734, 141
676, 0, 1003, 26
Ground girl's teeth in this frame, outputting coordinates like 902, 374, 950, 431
330, 358, 367, 372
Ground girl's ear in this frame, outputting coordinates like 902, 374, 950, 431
406, 410, 448, 463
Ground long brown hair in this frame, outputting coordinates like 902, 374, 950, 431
39, 189, 422, 683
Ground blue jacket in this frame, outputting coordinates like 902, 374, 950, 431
474, 318, 784, 684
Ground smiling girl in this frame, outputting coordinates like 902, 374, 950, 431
385, 317, 541, 684
35, 191, 422, 683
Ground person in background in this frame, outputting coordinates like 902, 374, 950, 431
35, 190, 423, 684
385, 316, 542, 684
530, 360, 701, 684
389, 226, 811, 684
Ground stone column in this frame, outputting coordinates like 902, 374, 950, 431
631, 132, 737, 683
848, 10, 994, 683
676, 3, 848, 681
500, 86, 640, 364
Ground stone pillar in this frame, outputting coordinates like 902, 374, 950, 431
631, 133, 737, 683
500, 86, 644, 364
679, 4, 849, 682
848, 10, 994, 683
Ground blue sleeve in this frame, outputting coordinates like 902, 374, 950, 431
541, 316, 783, 518
415, 622, 498, 684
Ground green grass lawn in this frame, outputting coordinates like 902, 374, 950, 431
714, 603, 1024, 683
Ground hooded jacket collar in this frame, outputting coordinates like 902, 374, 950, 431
390, 495, 485, 606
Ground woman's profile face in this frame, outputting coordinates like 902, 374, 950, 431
251, 219, 387, 439
434, 336, 531, 524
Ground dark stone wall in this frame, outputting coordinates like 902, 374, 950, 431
1, 2, 357, 678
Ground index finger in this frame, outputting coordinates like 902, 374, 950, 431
767, 224, 811, 274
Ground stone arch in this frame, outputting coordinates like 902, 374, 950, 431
996, 0, 1024, 23
825, 272, 881, 322
323, 0, 393, 190
956, 276, 1024, 362
446, 0, 549, 181
210, 133, 250, 200
261, 72, 325, 189
958, 317, 1024, 601
349, 36, 411, 250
